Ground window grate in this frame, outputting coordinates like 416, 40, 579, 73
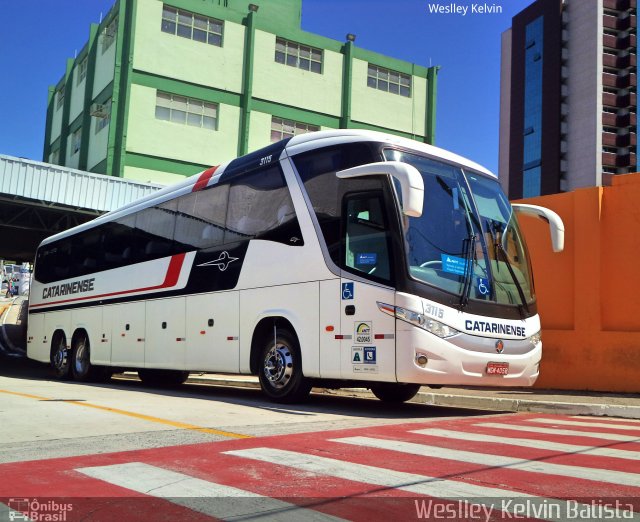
275, 37, 322, 73
367, 64, 411, 97
161, 5, 223, 47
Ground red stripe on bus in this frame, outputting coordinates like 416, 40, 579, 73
192, 166, 218, 192
29, 253, 187, 309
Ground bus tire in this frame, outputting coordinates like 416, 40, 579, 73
138, 369, 190, 387
258, 328, 311, 403
370, 383, 421, 403
50, 333, 70, 379
70, 333, 95, 382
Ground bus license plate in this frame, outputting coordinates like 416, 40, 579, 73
486, 362, 509, 375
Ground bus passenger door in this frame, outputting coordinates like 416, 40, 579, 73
339, 192, 396, 381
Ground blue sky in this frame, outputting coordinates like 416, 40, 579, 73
0, 0, 532, 174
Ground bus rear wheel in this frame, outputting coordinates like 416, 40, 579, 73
138, 369, 190, 387
70, 334, 97, 382
258, 328, 311, 403
50, 334, 70, 379
370, 383, 421, 403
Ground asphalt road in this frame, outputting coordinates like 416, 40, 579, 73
2, 356, 640, 521
0, 356, 490, 465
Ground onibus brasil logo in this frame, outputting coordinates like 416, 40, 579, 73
7, 498, 73, 521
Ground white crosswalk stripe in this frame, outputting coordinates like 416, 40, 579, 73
76, 462, 343, 522
569, 416, 640, 424
224, 447, 614, 521
10, 416, 640, 521
333, 436, 640, 487
530, 418, 640, 431
413, 428, 640, 460
225, 446, 535, 498
477, 422, 640, 442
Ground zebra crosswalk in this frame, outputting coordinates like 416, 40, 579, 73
1, 413, 639, 521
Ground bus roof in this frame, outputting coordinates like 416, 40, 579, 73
285, 129, 495, 178
38, 130, 495, 248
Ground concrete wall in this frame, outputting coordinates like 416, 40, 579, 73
93, 24, 117, 98
50, 90, 64, 144
125, 84, 241, 169
87, 103, 111, 172
132, 0, 245, 93
517, 173, 640, 392
252, 30, 343, 117
69, 65, 86, 124
351, 59, 427, 136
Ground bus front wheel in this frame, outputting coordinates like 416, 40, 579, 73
370, 383, 421, 403
258, 328, 311, 403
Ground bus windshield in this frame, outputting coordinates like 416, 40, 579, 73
384, 149, 535, 308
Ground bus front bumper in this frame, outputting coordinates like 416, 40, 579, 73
395, 328, 542, 387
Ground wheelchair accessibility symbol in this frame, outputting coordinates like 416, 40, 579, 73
477, 277, 490, 296
342, 282, 354, 300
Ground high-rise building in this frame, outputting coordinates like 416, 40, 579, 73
499, 0, 637, 199
44, 0, 439, 185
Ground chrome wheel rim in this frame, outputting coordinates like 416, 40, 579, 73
52, 341, 67, 371
74, 340, 88, 374
263, 343, 293, 389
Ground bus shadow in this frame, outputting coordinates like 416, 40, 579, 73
0, 355, 501, 420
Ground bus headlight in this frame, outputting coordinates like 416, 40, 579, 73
378, 302, 460, 338
528, 330, 542, 347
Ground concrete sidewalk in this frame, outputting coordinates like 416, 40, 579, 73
174, 372, 640, 419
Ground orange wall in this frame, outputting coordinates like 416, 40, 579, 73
517, 173, 640, 392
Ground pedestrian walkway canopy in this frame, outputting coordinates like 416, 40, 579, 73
0, 154, 162, 261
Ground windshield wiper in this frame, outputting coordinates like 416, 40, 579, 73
488, 220, 529, 316
459, 233, 476, 309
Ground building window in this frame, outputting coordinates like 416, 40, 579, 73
95, 99, 111, 134
275, 38, 322, 73
56, 87, 65, 110
155, 91, 218, 130
270, 117, 319, 142
522, 16, 544, 198
71, 129, 82, 156
77, 57, 88, 85
161, 5, 223, 47
102, 17, 118, 54
367, 65, 411, 97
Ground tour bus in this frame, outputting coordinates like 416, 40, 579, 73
26, 130, 564, 403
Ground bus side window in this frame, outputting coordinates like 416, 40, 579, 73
293, 142, 382, 267
343, 193, 392, 282
135, 204, 178, 261
224, 165, 302, 246
175, 184, 229, 250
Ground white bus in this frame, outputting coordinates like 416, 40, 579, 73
27, 130, 564, 403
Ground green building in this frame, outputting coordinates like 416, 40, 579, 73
44, 0, 439, 185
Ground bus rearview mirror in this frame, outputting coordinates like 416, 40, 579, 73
336, 161, 424, 217
512, 203, 565, 253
